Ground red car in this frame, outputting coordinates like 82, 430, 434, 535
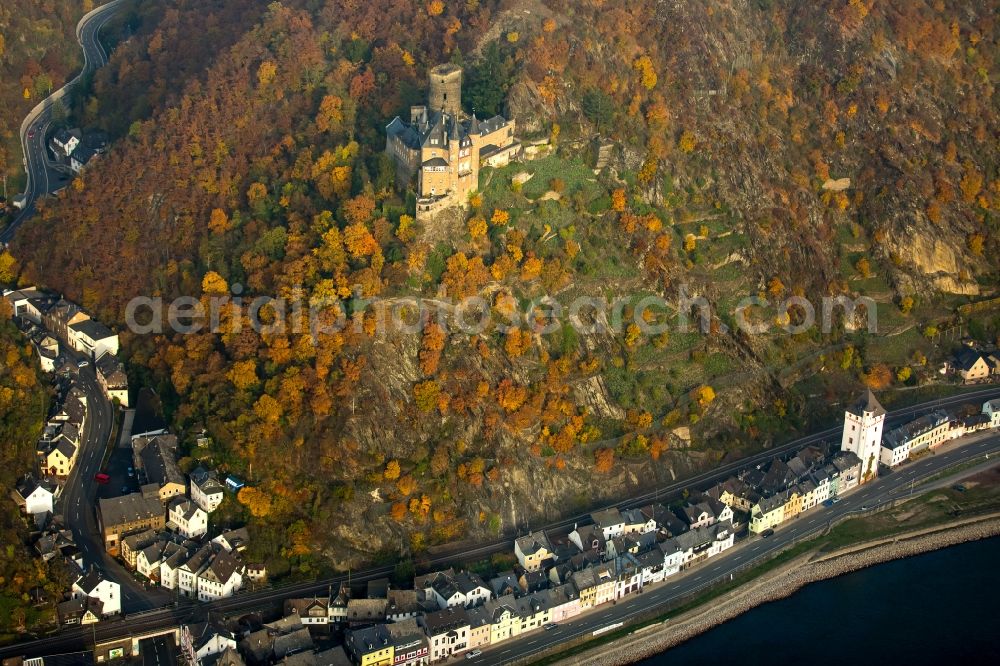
94, 473, 110, 484
28, 129, 35, 139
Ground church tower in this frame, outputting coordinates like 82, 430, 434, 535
841, 389, 885, 483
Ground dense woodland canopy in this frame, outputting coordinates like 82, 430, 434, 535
0, 307, 59, 636
6, 0, 999, 571
0, 0, 90, 194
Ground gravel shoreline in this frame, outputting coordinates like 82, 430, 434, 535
554, 514, 1000, 666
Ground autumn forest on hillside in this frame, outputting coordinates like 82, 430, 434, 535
0, 0, 998, 574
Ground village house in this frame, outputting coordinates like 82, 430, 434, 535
881, 410, 950, 467
180, 622, 238, 665
386, 588, 424, 621
196, 548, 244, 601
514, 531, 554, 572
589, 508, 627, 541
95, 352, 130, 407
953, 347, 993, 383
57, 595, 104, 626
385, 64, 519, 222
484, 595, 519, 645
168, 497, 209, 539
50, 128, 80, 157
345, 624, 394, 666
12, 475, 55, 516
159, 544, 191, 590
71, 568, 121, 617
67, 318, 119, 359
119, 528, 158, 569
750, 492, 787, 534
620, 508, 658, 535
388, 618, 430, 666
983, 399, 1000, 428
424, 606, 470, 662
189, 466, 225, 512
212, 526, 251, 553
465, 606, 492, 652
98, 493, 165, 552
133, 434, 186, 502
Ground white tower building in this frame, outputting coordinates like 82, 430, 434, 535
841, 390, 886, 483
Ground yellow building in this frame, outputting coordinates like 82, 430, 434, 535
782, 488, 804, 520
386, 64, 520, 221
749, 493, 787, 534
345, 625, 394, 666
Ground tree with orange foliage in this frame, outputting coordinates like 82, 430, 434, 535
390, 502, 408, 521
397, 474, 416, 496
343, 223, 379, 259
863, 364, 892, 390
208, 208, 230, 235
343, 194, 376, 226
611, 189, 627, 213
419, 323, 447, 375
595, 448, 615, 473
496, 379, 528, 412
504, 328, 532, 357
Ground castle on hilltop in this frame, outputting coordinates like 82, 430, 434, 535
385, 64, 520, 221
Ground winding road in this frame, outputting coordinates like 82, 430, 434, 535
0, 0, 124, 244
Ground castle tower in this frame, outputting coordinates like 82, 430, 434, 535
429, 64, 463, 117
841, 389, 885, 483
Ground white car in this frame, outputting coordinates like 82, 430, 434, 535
77, 360, 89, 368
466, 650, 482, 659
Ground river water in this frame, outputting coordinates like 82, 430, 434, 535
644, 536, 1000, 665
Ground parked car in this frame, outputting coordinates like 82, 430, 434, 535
822, 499, 834, 507
77, 360, 89, 368
831, 497, 842, 504
466, 650, 482, 660
127, 466, 135, 477
94, 473, 110, 484
761, 528, 775, 538
544, 623, 559, 630
120, 486, 130, 495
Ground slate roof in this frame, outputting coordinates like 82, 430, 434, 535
424, 606, 471, 634
69, 318, 115, 341
846, 389, 886, 418
98, 493, 163, 527
137, 434, 183, 488
15, 475, 54, 500
883, 410, 949, 449
515, 530, 552, 556
590, 508, 624, 529
95, 353, 128, 388
74, 568, 105, 594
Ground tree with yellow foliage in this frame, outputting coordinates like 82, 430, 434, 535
468, 216, 487, 239
491, 209, 510, 226
201, 271, 229, 295
427, 1, 444, 16
227, 360, 259, 391
238, 486, 272, 517
384, 460, 401, 481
